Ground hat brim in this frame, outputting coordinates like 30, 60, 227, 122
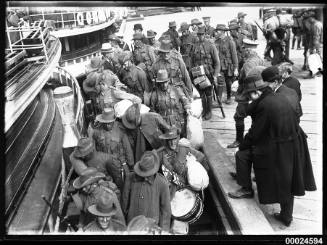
73, 173, 105, 189
95, 114, 115, 123
122, 109, 141, 130
156, 78, 170, 83
133, 152, 160, 177
238, 13, 247, 18
146, 35, 156, 39
73, 145, 95, 158
159, 133, 178, 140
242, 80, 269, 94
157, 48, 170, 53
88, 204, 117, 217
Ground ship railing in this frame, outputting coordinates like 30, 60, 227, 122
59, 44, 101, 67
28, 9, 117, 31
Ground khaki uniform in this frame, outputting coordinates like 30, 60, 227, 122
147, 86, 190, 138
309, 20, 323, 57
180, 33, 198, 71
162, 29, 182, 51
133, 43, 156, 82
151, 55, 193, 99
231, 32, 245, 70
239, 22, 254, 39
204, 25, 215, 38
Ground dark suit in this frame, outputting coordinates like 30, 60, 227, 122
283, 76, 303, 118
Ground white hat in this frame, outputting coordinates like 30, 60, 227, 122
101, 43, 114, 53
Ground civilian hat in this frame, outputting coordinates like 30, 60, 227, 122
197, 26, 206, 34
73, 167, 105, 189
156, 69, 170, 83
95, 108, 115, 123
157, 39, 172, 53
134, 23, 143, 31
169, 21, 177, 28
122, 103, 141, 129
132, 33, 143, 40
101, 42, 114, 53
159, 126, 180, 140
86, 57, 104, 72
261, 66, 281, 83
238, 12, 247, 18
146, 30, 157, 38
215, 24, 228, 31
73, 137, 95, 158
134, 150, 160, 177
178, 22, 190, 32
243, 73, 268, 94
88, 192, 117, 217
191, 18, 202, 25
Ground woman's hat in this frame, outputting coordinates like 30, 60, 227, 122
156, 69, 170, 83
88, 192, 117, 217
159, 127, 180, 140
134, 150, 160, 177
261, 66, 281, 83
157, 40, 172, 53
101, 43, 114, 53
122, 103, 141, 129
215, 24, 228, 31
133, 23, 143, 31
85, 57, 104, 73
73, 167, 105, 189
73, 137, 95, 158
95, 108, 115, 123
146, 30, 157, 38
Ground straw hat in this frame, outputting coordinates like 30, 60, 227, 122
101, 43, 114, 53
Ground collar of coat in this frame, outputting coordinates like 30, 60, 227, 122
133, 173, 157, 185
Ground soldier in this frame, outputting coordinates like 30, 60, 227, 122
146, 69, 191, 138
237, 12, 253, 40
84, 192, 126, 233
122, 150, 171, 232
292, 10, 304, 50
146, 29, 160, 53
71, 167, 125, 229
132, 33, 157, 83
101, 43, 121, 75
263, 8, 278, 61
156, 127, 209, 198
202, 16, 215, 38
116, 34, 130, 51
179, 22, 198, 72
189, 26, 222, 120
227, 38, 265, 148
162, 21, 181, 51
308, 12, 323, 59
214, 24, 239, 104
229, 22, 245, 70
151, 39, 193, 99
107, 34, 123, 53
190, 18, 202, 35
277, 9, 292, 61
133, 23, 148, 45
118, 51, 151, 102
88, 108, 133, 191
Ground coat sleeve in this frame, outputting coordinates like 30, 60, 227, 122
158, 175, 172, 231
210, 44, 221, 77
176, 87, 191, 110
178, 58, 193, 97
147, 46, 157, 64
69, 153, 88, 176
122, 132, 135, 168
229, 38, 239, 69
112, 89, 142, 104
138, 68, 150, 93
155, 114, 172, 132
121, 172, 132, 215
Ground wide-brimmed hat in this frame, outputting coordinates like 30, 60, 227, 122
229, 18, 238, 24
216, 24, 228, 31
73, 137, 95, 158
261, 66, 281, 83
85, 57, 104, 72
101, 43, 114, 53
191, 18, 202, 25
127, 215, 158, 233
243, 73, 269, 94
132, 33, 143, 40
122, 103, 141, 129
242, 38, 259, 48
146, 30, 157, 38
229, 23, 240, 30
88, 192, 117, 217
238, 12, 247, 19
134, 23, 143, 31
169, 21, 177, 28
108, 34, 120, 42
95, 108, 115, 123
157, 40, 172, 53
159, 127, 180, 140
178, 22, 190, 32
196, 26, 206, 34
73, 167, 105, 189
134, 150, 160, 177
156, 69, 170, 83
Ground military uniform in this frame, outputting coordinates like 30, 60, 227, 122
147, 86, 190, 138
229, 23, 245, 70
214, 34, 238, 102
309, 18, 323, 57
189, 28, 221, 120
162, 27, 181, 51
133, 42, 156, 83
180, 32, 198, 71
239, 22, 253, 40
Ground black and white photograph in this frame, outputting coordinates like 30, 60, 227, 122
3, 1, 324, 240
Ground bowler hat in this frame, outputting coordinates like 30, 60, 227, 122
134, 150, 160, 177
95, 108, 115, 123
134, 23, 143, 31
101, 43, 114, 53
169, 21, 177, 28
243, 74, 269, 94
197, 26, 206, 34
191, 18, 202, 26
261, 66, 281, 83
86, 57, 104, 73
216, 24, 228, 31
122, 103, 141, 129
156, 69, 170, 83
73, 137, 95, 158
159, 127, 180, 140
88, 192, 117, 217
178, 22, 190, 32
73, 167, 105, 189
146, 30, 157, 38
157, 40, 172, 53
238, 12, 247, 19
132, 33, 143, 40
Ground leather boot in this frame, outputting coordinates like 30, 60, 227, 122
204, 95, 212, 120
227, 124, 244, 148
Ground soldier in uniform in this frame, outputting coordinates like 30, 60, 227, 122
88, 108, 134, 191
292, 10, 304, 50
132, 33, 157, 84
162, 21, 181, 51
151, 39, 193, 99
237, 12, 253, 40
262, 8, 278, 61
146, 69, 191, 138
118, 51, 151, 102
189, 26, 222, 120
308, 12, 323, 59
202, 16, 215, 38
146, 29, 160, 54
107, 34, 123, 53
229, 22, 245, 70
133, 23, 148, 45
214, 24, 239, 104
84, 192, 126, 233
190, 18, 202, 35
179, 22, 198, 73
227, 39, 265, 148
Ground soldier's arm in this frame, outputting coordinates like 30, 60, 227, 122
176, 87, 191, 110
122, 133, 135, 168
211, 44, 221, 77
69, 153, 88, 176
121, 172, 132, 215
158, 175, 172, 232
112, 89, 142, 104
229, 39, 239, 69
178, 58, 193, 97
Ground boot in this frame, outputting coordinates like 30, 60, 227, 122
204, 95, 212, 120
292, 37, 296, 49
201, 95, 207, 119
227, 124, 244, 148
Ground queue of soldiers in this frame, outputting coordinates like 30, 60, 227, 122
63, 9, 317, 234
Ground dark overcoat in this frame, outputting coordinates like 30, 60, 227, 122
239, 87, 316, 204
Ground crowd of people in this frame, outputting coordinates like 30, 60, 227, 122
63, 8, 318, 234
